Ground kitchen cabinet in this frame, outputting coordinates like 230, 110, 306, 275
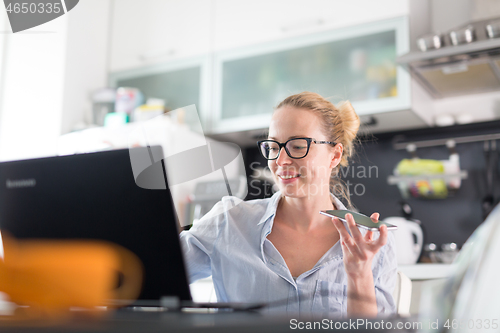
211, 16, 411, 134
213, 0, 409, 52
109, 16, 416, 142
108, 1, 418, 140
110, 0, 211, 72
110, 0, 409, 72
109, 56, 212, 129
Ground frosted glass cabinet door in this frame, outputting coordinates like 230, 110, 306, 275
109, 57, 210, 133
115, 67, 200, 111
212, 17, 410, 133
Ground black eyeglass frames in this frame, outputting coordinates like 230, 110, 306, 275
257, 137, 336, 160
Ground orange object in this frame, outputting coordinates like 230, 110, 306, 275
0, 232, 143, 316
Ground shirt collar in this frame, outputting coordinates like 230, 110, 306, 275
257, 191, 283, 226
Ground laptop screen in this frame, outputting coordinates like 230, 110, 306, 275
0, 147, 192, 304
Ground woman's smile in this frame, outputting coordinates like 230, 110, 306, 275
277, 172, 301, 183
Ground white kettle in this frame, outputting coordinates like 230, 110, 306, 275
383, 203, 424, 265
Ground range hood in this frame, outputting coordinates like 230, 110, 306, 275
397, 20, 500, 98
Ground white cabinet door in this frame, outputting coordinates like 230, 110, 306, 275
109, 0, 410, 71
110, 0, 211, 72
211, 16, 410, 134
213, 0, 410, 52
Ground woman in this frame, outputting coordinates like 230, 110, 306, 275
180, 92, 397, 317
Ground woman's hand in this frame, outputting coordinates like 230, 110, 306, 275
331, 212, 388, 317
332, 212, 387, 277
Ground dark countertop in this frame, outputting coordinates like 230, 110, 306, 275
0, 309, 417, 333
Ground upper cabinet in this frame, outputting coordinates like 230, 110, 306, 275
110, 0, 410, 72
109, 56, 212, 131
212, 0, 410, 52
110, 0, 211, 72
109, 1, 414, 139
211, 17, 410, 134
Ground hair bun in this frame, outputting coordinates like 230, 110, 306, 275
335, 100, 360, 167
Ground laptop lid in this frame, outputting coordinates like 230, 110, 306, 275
0, 146, 192, 305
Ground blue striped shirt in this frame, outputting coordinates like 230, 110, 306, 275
180, 191, 397, 317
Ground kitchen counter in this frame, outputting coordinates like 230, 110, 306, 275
398, 263, 455, 280
398, 264, 456, 316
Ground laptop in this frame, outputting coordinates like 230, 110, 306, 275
0, 146, 264, 311
0, 146, 193, 307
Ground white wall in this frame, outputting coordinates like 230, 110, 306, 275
61, 0, 111, 134
472, 0, 500, 20
408, 0, 431, 52
0, 12, 67, 161
431, 0, 472, 33
431, 0, 500, 33
0, 0, 111, 161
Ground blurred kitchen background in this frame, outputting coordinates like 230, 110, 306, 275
1, 0, 500, 307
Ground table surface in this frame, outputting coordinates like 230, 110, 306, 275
0, 309, 417, 333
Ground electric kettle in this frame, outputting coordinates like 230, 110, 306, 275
383, 202, 424, 265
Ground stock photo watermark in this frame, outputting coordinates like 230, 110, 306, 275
290, 317, 499, 330
3, 0, 79, 33
249, 162, 379, 199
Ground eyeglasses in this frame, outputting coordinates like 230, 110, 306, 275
257, 137, 336, 160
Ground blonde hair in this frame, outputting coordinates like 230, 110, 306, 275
275, 92, 360, 208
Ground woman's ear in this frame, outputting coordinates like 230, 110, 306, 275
329, 143, 343, 169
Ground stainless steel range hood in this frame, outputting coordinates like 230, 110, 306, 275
398, 28, 500, 98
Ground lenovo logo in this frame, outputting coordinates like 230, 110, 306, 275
6, 179, 36, 189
